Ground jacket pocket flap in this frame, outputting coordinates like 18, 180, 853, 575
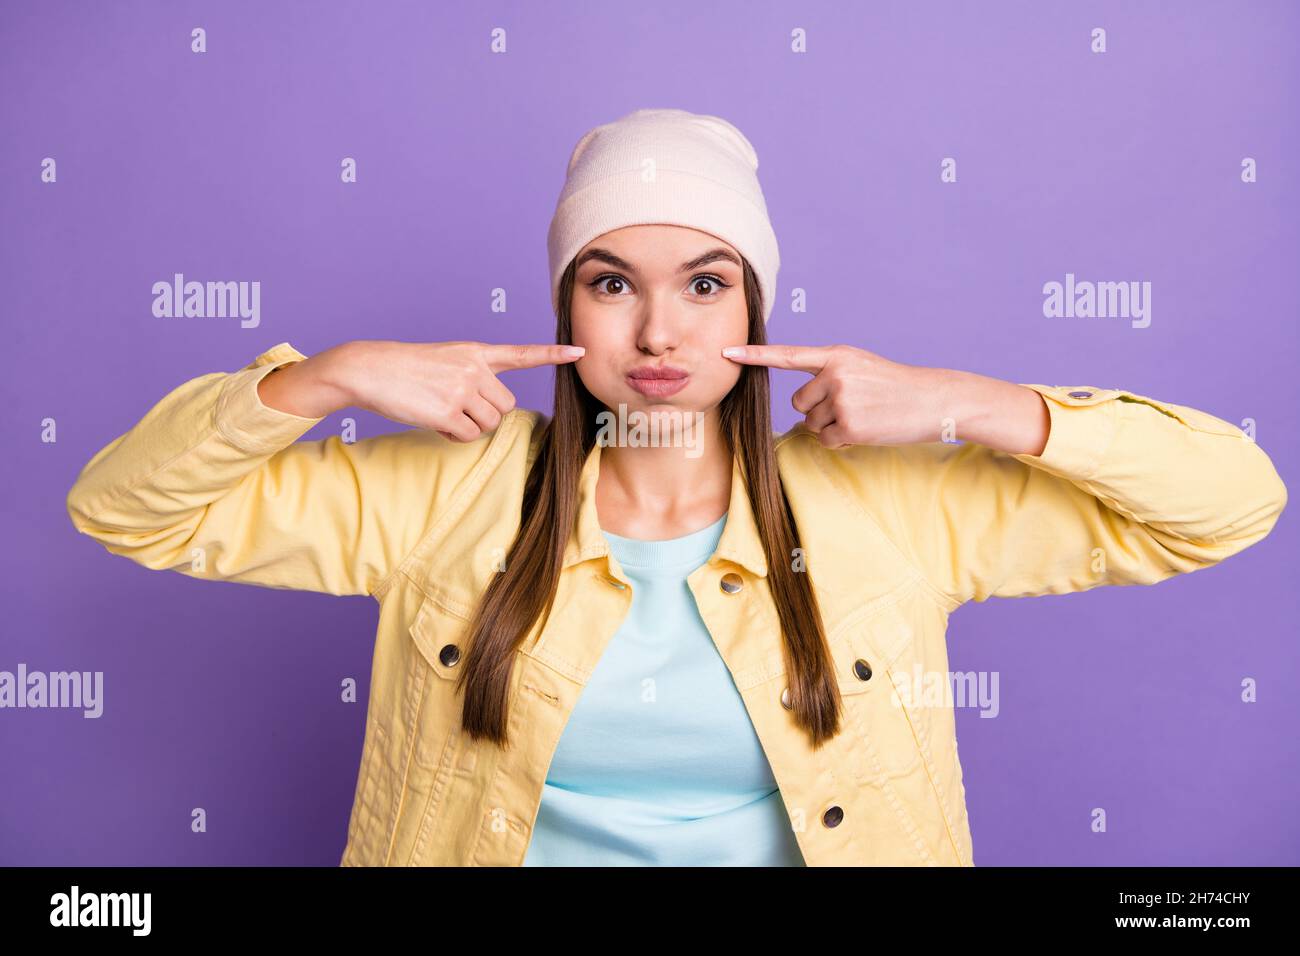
830, 601, 915, 696
408, 596, 472, 681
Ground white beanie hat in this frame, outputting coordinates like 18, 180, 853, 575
547, 107, 780, 324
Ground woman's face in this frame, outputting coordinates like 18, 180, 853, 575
568, 224, 748, 419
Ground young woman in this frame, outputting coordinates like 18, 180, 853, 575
66, 108, 1288, 867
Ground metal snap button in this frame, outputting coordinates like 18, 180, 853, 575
1067, 390, 1093, 399
438, 643, 461, 667
822, 805, 844, 828
853, 659, 872, 682
720, 572, 744, 594
780, 686, 792, 709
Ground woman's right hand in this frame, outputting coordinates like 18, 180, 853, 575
258, 339, 585, 441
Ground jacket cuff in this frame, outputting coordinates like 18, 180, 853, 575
214, 342, 327, 454
1007, 384, 1125, 481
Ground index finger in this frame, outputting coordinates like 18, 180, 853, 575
721, 344, 832, 374
482, 343, 585, 372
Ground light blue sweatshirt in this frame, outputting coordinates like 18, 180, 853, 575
522, 511, 806, 866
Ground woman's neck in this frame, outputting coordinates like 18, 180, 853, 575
594, 409, 731, 540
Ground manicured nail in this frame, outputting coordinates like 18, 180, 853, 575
562, 345, 585, 357
722, 347, 744, 357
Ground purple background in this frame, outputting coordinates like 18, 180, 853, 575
2, 0, 1296, 865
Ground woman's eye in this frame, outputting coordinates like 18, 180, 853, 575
589, 275, 630, 296
588, 273, 731, 298
690, 274, 730, 297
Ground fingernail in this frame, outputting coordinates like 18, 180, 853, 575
562, 345, 585, 357
721, 347, 743, 357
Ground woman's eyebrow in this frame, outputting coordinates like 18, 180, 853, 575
679, 248, 742, 272
575, 247, 741, 273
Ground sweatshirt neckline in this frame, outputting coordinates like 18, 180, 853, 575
602, 512, 729, 571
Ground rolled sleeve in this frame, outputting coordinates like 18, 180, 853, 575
214, 342, 326, 455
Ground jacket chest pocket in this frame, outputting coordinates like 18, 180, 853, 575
405, 594, 474, 774
828, 599, 922, 779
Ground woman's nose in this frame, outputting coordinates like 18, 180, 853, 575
634, 297, 685, 352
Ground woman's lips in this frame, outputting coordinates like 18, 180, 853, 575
626, 374, 689, 398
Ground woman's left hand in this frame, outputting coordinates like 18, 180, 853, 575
721, 343, 1050, 456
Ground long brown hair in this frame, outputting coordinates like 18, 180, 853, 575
455, 255, 842, 749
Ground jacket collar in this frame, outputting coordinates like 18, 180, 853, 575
560, 437, 770, 579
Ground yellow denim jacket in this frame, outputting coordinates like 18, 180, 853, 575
65, 342, 1288, 866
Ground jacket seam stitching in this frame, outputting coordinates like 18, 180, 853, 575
843, 694, 938, 864
384, 660, 429, 866
407, 727, 459, 865
887, 664, 967, 864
